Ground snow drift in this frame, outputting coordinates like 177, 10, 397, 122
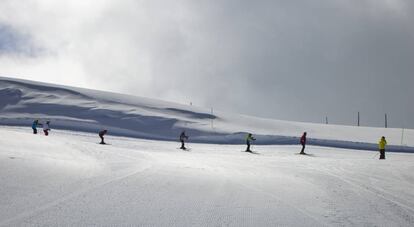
0, 76, 413, 152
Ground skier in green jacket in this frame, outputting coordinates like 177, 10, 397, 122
245, 133, 256, 152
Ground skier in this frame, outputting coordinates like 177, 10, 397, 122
32, 120, 41, 134
99, 129, 108, 144
43, 121, 51, 136
378, 136, 387, 160
300, 132, 307, 154
179, 131, 189, 150
245, 133, 256, 152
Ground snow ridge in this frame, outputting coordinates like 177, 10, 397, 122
0, 76, 413, 152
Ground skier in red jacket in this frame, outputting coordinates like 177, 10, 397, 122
300, 132, 307, 154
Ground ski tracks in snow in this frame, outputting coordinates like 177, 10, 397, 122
2, 128, 414, 226
315, 164, 414, 225
231, 181, 328, 226
0, 142, 157, 226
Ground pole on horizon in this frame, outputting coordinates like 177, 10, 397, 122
385, 113, 388, 128
401, 128, 405, 146
357, 112, 360, 126
211, 107, 214, 129
325, 116, 328, 124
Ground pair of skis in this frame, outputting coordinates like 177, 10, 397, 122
178, 147, 191, 151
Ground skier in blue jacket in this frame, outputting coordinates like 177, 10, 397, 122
32, 120, 42, 134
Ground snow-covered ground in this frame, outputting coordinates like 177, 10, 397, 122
1, 77, 413, 152
1, 126, 413, 226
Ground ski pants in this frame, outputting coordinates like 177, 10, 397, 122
99, 135, 105, 144
180, 140, 185, 149
44, 130, 49, 136
246, 141, 251, 151
32, 127, 37, 134
300, 143, 306, 154
379, 149, 385, 159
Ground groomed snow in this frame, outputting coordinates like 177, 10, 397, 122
1, 126, 413, 226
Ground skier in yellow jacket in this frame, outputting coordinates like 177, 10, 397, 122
378, 136, 387, 159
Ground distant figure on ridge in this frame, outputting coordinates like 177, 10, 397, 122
300, 132, 307, 154
99, 129, 108, 144
179, 131, 189, 150
378, 136, 387, 160
245, 133, 256, 152
43, 121, 51, 136
32, 120, 42, 134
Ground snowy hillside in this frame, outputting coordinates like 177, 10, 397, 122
1, 127, 413, 226
0, 77, 413, 152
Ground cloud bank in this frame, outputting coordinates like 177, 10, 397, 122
0, 0, 413, 128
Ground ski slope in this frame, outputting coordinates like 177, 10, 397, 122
1, 77, 413, 152
0, 126, 413, 226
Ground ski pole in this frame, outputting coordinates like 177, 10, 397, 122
372, 153, 379, 159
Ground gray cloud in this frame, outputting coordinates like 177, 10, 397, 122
0, 24, 43, 57
0, 0, 413, 128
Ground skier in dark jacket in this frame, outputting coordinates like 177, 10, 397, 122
179, 131, 189, 150
32, 120, 42, 134
300, 132, 307, 154
99, 129, 108, 144
245, 133, 256, 152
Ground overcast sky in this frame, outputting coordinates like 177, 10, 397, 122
0, 0, 413, 129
